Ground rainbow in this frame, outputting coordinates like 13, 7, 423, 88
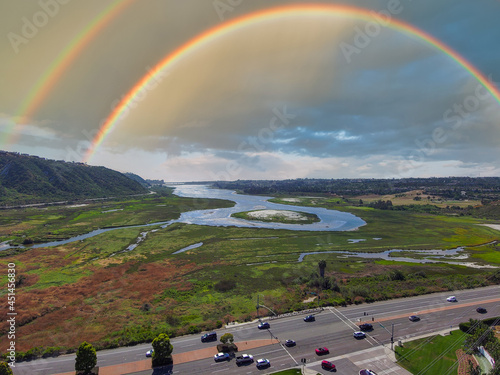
85, 3, 500, 162
2, 0, 135, 149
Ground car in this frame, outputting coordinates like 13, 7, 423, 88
409, 315, 420, 322
447, 296, 457, 302
258, 321, 270, 329
476, 307, 487, 313
315, 347, 329, 355
145, 349, 154, 357
284, 339, 296, 347
321, 360, 336, 370
360, 370, 378, 375
256, 358, 271, 369
359, 323, 373, 331
304, 314, 316, 322
214, 352, 230, 362
353, 331, 366, 338
201, 332, 217, 342
236, 354, 254, 365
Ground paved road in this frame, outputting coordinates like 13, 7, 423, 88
13, 285, 499, 375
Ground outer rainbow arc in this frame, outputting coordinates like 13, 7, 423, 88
84, 3, 500, 163
3, 0, 136, 149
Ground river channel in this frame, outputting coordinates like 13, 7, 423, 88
0, 185, 365, 251
1, 185, 496, 268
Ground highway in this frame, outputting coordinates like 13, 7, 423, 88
13, 285, 499, 375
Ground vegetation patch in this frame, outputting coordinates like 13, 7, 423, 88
232, 209, 320, 224
395, 332, 467, 375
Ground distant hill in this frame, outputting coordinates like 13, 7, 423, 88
0, 151, 148, 205
123, 172, 150, 187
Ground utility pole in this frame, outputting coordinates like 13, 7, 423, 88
391, 323, 394, 351
256, 295, 260, 320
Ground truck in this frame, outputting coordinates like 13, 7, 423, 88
236, 354, 254, 366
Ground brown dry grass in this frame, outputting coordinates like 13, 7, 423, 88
0, 249, 203, 351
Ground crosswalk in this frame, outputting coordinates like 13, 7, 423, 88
305, 346, 412, 375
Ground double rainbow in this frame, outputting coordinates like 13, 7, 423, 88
2, 0, 135, 149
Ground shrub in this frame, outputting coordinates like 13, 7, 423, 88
151, 334, 173, 367
75, 342, 97, 375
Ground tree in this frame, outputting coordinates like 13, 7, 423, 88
151, 333, 173, 367
220, 333, 234, 344
318, 260, 327, 278
466, 321, 492, 349
467, 359, 481, 375
75, 341, 97, 375
0, 362, 13, 375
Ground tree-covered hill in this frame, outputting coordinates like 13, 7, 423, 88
0, 151, 147, 205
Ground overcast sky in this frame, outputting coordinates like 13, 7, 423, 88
1, 0, 500, 181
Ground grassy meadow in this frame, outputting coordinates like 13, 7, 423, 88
0, 189, 499, 359
395, 332, 468, 375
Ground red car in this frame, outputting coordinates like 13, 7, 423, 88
315, 347, 329, 355
322, 360, 336, 370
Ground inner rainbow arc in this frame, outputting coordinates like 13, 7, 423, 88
84, 3, 500, 163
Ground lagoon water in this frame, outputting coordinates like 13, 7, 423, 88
173, 185, 366, 231
2, 185, 495, 268
0, 185, 365, 250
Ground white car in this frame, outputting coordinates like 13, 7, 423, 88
145, 349, 154, 357
256, 358, 271, 368
353, 331, 366, 338
447, 296, 457, 302
214, 352, 230, 362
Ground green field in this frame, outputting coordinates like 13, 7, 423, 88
395, 332, 467, 375
0, 188, 499, 357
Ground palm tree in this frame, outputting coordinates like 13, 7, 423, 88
318, 260, 327, 278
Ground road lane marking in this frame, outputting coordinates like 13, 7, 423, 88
328, 307, 378, 346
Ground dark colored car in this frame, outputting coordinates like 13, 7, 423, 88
315, 347, 329, 355
304, 314, 316, 322
201, 332, 217, 342
284, 339, 296, 347
258, 322, 270, 329
409, 315, 420, 322
476, 307, 487, 313
322, 360, 336, 370
359, 323, 373, 331
236, 354, 254, 366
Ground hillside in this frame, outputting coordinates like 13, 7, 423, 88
0, 151, 147, 205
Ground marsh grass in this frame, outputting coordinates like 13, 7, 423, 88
0, 191, 498, 356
